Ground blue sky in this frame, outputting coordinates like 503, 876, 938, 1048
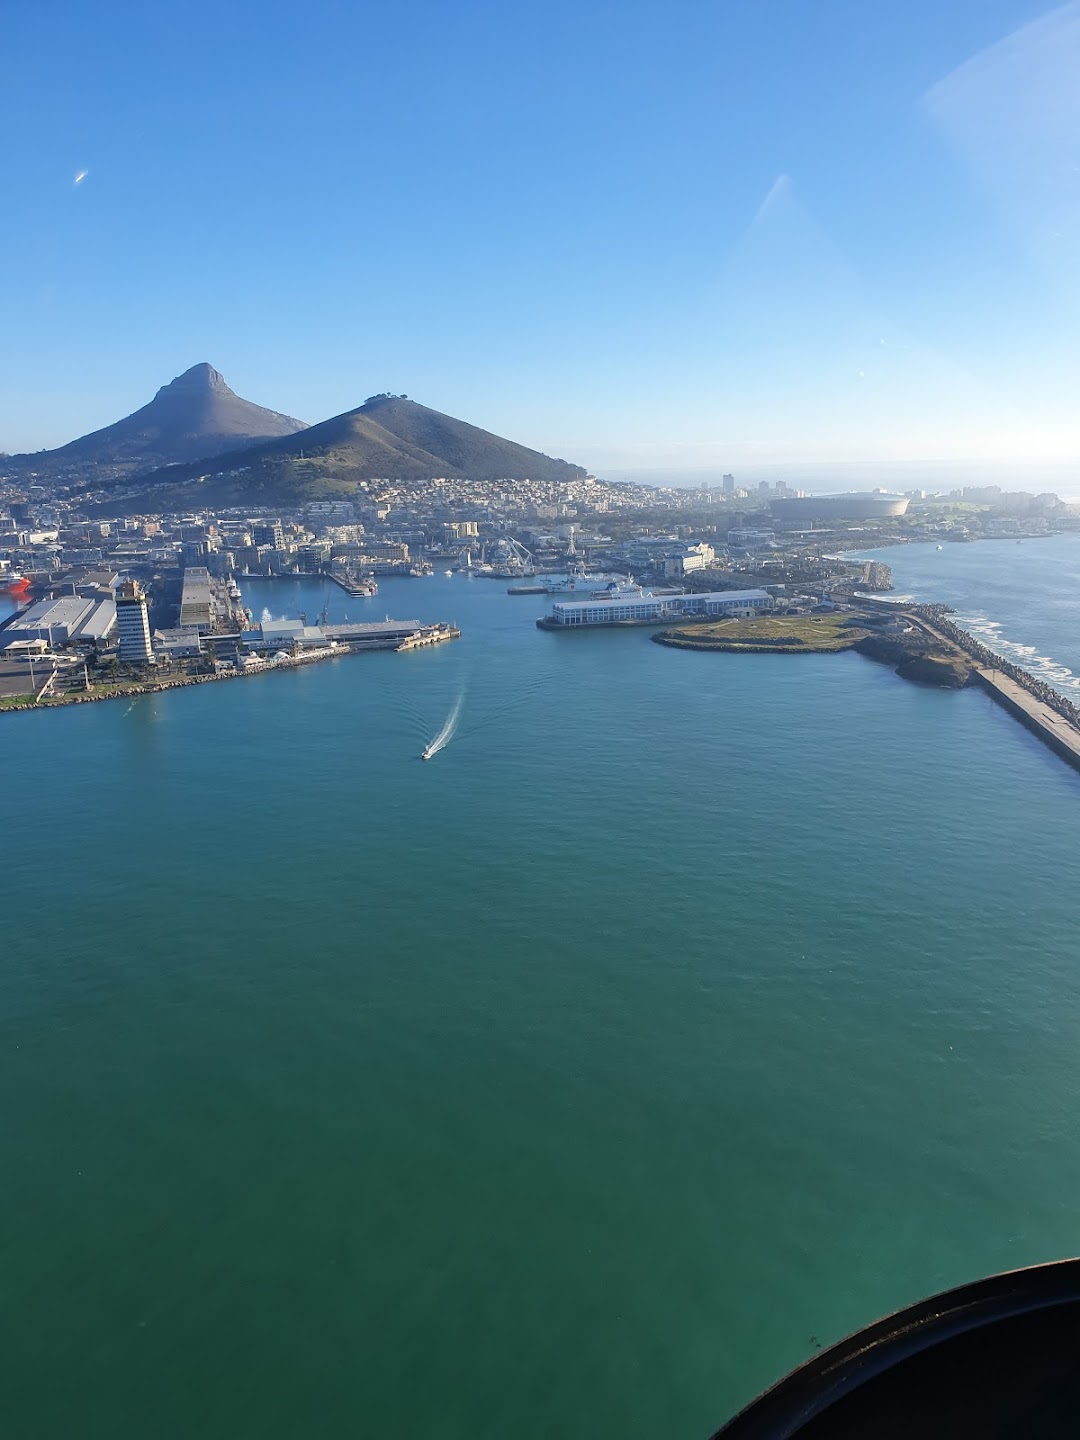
3, 0, 1079, 479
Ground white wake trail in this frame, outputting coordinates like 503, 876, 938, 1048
423, 692, 464, 759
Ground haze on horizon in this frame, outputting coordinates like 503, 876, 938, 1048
3, 0, 1080, 477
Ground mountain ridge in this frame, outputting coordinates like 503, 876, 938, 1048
127, 391, 588, 493
11, 363, 307, 470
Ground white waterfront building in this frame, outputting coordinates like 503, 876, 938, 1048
542, 588, 773, 627
115, 580, 154, 663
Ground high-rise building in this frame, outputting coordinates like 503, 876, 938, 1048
115, 580, 154, 664
722, 473, 735, 497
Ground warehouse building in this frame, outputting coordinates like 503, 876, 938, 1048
179, 567, 215, 631
0, 596, 116, 649
541, 588, 773, 628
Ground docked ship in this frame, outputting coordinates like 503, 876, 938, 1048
587, 579, 649, 600
3, 573, 31, 597
508, 571, 630, 596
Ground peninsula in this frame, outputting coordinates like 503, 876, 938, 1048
653, 602, 1080, 774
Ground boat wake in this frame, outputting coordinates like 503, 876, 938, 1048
422, 692, 464, 760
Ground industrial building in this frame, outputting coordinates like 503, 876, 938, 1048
255, 618, 330, 650
541, 589, 773, 628
178, 567, 215, 631
0, 595, 117, 649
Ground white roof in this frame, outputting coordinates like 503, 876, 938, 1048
552, 588, 770, 614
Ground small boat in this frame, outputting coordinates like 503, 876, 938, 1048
444, 569, 453, 577
936, 544, 943, 550
421, 747, 433, 761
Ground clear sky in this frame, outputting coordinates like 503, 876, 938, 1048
4, 0, 1080, 480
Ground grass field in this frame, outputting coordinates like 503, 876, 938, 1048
653, 612, 869, 653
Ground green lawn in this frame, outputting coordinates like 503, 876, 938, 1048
654, 612, 869, 653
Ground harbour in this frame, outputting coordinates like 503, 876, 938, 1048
5, 564, 1080, 1440
0, 605, 462, 712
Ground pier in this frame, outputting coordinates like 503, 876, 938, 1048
396, 624, 460, 651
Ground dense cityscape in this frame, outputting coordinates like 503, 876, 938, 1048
2, 453, 1078, 711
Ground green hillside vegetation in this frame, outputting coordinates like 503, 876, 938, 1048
653, 613, 870, 652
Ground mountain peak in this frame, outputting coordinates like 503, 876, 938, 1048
16, 364, 307, 470
157, 362, 233, 399
140, 392, 588, 490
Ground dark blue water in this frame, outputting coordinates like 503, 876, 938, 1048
2, 567, 1079, 1439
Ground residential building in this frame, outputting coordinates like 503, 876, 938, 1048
252, 520, 285, 549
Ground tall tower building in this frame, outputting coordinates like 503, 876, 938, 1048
115, 580, 154, 664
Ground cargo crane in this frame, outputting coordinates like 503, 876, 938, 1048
500, 537, 536, 576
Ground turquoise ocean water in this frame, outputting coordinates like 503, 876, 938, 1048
3, 551, 1080, 1438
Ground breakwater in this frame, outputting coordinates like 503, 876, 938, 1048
912, 605, 1080, 729
909, 605, 1080, 774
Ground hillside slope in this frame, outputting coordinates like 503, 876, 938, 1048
14, 364, 306, 470
140, 393, 587, 488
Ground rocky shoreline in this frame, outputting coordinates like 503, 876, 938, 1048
0, 646, 350, 716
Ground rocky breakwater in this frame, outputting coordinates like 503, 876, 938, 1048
915, 606, 1080, 727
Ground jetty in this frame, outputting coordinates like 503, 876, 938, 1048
396, 624, 460, 651
906, 608, 1080, 776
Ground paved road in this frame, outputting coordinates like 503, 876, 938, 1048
0, 659, 47, 699
898, 611, 1080, 772
975, 666, 1080, 767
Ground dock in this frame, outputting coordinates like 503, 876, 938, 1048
396, 624, 460, 651
327, 571, 377, 597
